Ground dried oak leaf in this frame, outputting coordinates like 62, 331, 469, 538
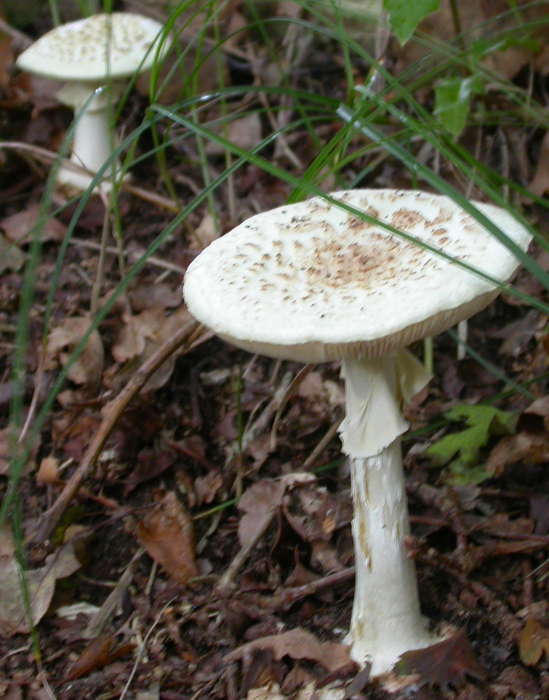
223, 627, 352, 672
136, 490, 199, 585
111, 305, 193, 391
238, 473, 316, 547
519, 617, 549, 666
1, 204, 66, 245
396, 629, 486, 689
67, 635, 134, 680
0, 543, 80, 636
487, 431, 549, 477
45, 316, 104, 389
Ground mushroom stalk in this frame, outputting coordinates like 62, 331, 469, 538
55, 84, 124, 192
340, 353, 433, 674
71, 104, 115, 175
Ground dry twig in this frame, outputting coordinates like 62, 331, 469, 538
31, 320, 207, 546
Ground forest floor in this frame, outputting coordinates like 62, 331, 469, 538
2, 1, 549, 699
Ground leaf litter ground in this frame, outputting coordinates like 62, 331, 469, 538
2, 1, 549, 699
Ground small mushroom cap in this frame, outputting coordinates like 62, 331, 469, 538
16, 13, 167, 82
183, 190, 532, 363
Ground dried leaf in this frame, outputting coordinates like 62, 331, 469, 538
136, 491, 198, 585
45, 316, 104, 389
205, 113, 262, 156
487, 431, 549, 477
517, 396, 549, 433
223, 627, 352, 672
111, 305, 193, 391
238, 474, 316, 547
519, 617, 549, 666
1, 204, 66, 245
396, 629, 486, 689
67, 635, 134, 680
0, 543, 81, 636
0, 232, 25, 273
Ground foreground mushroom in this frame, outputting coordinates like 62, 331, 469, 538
16, 13, 168, 193
183, 189, 532, 676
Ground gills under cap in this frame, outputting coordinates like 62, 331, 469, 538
183, 189, 532, 363
16, 13, 166, 82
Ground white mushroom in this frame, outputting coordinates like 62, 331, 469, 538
183, 189, 532, 676
16, 13, 168, 193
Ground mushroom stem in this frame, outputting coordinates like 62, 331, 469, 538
339, 353, 433, 675
347, 440, 432, 674
56, 84, 124, 192
71, 105, 115, 176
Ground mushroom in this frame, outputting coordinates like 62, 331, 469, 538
16, 13, 168, 193
183, 189, 532, 675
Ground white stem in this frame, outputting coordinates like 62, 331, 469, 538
70, 106, 114, 176
55, 83, 124, 193
347, 439, 432, 675
339, 354, 434, 676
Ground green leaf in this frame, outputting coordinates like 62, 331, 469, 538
424, 404, 517, 473
433, 75, 485, 138
383, 0, 440, 45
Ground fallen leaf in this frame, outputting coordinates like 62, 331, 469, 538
194, 470, 224, 506
136, 491, 199, 585
45, 316, 104, 389
519, 617, 549, 666
0, 543, 81, 636
1, 204, 66, 245
238, 473, 316, 547
223, 627, 352, 672
67, 635, 134, 680
493, 665, 539, 700
205, 113, 262, 156
110, 305, 193, 391
476, 512, 534, 539
0, 232, 25, 273
493, 310, 540, 358
487, 431, 549, 477
396, 629, 486, 689
517, 396, 549, 433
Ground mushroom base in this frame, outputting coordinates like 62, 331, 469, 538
346, 439, 435, 676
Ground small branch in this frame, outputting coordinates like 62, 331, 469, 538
216, 509, 276, 594
30, 320, 206, 546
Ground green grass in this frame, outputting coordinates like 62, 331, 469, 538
3, 0, 549, 653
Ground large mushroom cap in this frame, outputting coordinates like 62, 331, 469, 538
16, 13, 167, 82
183, 189, 532, 363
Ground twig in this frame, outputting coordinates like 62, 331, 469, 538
118, 596, 177, 700
0, 20, 33, 51
302, 414, 343, 470
68, 237, 186, 276
216, 509, 276, 594
277, 567, 355, 611
83, 548, 145, 639
228, 371, 293, 494
270, 364, 314, 450
407, 536, 521, 640
30, 320, 206, 546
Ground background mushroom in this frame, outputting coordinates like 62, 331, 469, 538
183, 189, 532, 676
16, 13, 169, 193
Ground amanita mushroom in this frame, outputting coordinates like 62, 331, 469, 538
183, 189, 532, 675
16, 13, 168, 192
